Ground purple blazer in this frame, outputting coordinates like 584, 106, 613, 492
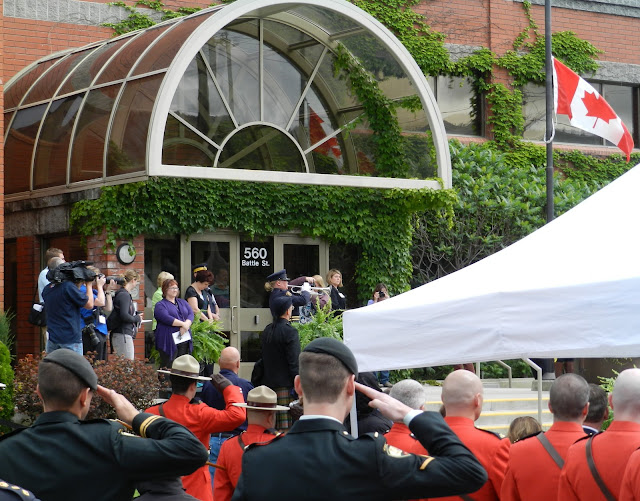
154, 298, 194, 360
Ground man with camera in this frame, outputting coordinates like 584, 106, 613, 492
81, 266, 112, 360
42, 261, 96, 354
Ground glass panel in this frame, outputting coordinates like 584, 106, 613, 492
240, 239, 273, 308
191, 241, 232, 308
315, 50, 359, 112
523, 82, 602, 145
262, 42, 306, 129
603, 84, 634, 145
22, 49, 94, 106
5, 103, 48, 193
133, 12, 212, 76
144, 237, 181, 308
240, 331, 261, 362
6, 58, 59, 109
339, 32, 408, 86
437, 76, 478, 135
405, 133, 437, 178
58, 38, 130, 95
217, 125, 305, 172
169, 53, 234, 147
205, 23, 260, 124
163, 114, 218, 166
107, 74, 163, 176
33, 94, 84, 189
283, 244, 319, 279
96, 25, 173, 85
71, 84, 122, 182
289, 5, 359, 35
262, 19, 317, 52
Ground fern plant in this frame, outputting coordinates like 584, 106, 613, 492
293, 305, 343, 350
190, 319, 228, 365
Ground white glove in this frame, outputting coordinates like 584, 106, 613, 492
301, 282, 312, 293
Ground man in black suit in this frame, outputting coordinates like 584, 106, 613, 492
232, 338, 487, 501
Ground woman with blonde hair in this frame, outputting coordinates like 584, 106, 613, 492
327, 269, 346, 311
108, 269, 142, 359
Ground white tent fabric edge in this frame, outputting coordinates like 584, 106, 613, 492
343, 164, 640, 373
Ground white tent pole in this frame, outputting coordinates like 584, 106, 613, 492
524, 358, 543, 424
350, 395, 358, 437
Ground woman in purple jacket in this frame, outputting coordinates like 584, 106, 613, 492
154, 279, 194, 369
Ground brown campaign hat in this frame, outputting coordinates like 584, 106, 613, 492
233, 385, 290, 411
157, 355, 211, 381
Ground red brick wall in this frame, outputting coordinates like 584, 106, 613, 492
16, 236, 41, 359
0, 0, 4, 311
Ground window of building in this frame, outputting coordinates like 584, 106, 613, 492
523, 81, 637, 147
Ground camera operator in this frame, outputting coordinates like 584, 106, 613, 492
42, 261, 95, 355
81, 266, 117, 361
367, 283, 392, 388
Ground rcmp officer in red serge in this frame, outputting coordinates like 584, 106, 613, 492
232, 337, 487, 501
0, 349, 208, 501
266, 269, 310, 320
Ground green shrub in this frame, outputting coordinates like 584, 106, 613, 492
293, 305, 343, 350
0, 342, 14, 433
14, 353, 165, 423
190, 319, 228, 365
0, 309, 15, 349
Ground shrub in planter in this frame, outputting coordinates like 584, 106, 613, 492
0, 342, 15, 433
14, 352, 165, 423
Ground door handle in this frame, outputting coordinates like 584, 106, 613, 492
231, 305, 238, 334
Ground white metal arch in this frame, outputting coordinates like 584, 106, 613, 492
149, 0, 452, 189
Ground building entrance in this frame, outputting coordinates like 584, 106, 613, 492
185, 232, 328, 379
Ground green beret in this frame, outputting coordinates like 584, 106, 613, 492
42, 349, 98, 391
303, 337, 358, 375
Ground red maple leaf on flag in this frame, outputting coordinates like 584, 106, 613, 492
582, 91, 618, 128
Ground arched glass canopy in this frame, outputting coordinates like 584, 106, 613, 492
4, 0, 452, 200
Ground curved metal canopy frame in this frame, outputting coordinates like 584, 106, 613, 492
4, 0, 451, 200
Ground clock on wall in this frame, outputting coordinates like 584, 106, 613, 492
116, 243, 135, 265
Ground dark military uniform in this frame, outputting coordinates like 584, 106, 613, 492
0, 481, 39, 500
0, 411, 208, 501
231, 411, 487, 501
268, 288, 309, 319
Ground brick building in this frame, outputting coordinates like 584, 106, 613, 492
2, 0, 639, 368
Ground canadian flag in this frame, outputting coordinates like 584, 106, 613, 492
553, 57, 634, 161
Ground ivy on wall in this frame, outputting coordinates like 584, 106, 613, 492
71, 178, 455, 300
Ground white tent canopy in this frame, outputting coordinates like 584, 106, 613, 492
343, 164, 640, 373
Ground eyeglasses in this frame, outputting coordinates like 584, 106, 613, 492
168, 287, 179, 290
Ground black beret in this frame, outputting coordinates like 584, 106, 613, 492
267, 269, 290, 282
303, 337, 358, 375
42, 349, 98, 391
271, 295, 293, 317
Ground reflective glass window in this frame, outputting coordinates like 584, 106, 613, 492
191, 240, 232, 308
603, 84, 634, 145
22, 49, 94, 106
289, 5, 359, 34
163, 114, 218, 166
205, 24, 260, 125
315, 50, 359, 115
169, 53, 233, 147
58, 39, 130, 96
133, 12, 212, 76
107, 75, 163, 176
437, 76, 478, 135
96, 25, 173, 85
306, 129, 348, 174
71, 85, 122, 182
218, 125, 305, 172
5, 104, 48, 193
5, 58, 59, 109
33, 95, 84, 189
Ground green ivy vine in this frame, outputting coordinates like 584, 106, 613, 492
71, 178, 455, 300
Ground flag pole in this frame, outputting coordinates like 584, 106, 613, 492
545, 0, 554, 223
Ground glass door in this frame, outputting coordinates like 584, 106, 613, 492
185, 233, 328, 379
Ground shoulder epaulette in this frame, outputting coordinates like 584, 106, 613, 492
574, 434, 591, 444
244, 432, 285, 451
477, 428, 505, 439
0, 480, 37, 499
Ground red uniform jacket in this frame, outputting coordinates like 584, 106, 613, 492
146, 386, 246, 501
433, 416, 510, 501
384, 422, 429, 501
501, 421, 586, 501
619, 447, 640, 501
213, 424, 280, 501
559, 421, 640, 501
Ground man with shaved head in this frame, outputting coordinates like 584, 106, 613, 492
560, 369, 640, 500
200, 346, 254, 483
501, 373, 589, 501
436, 369, 510, 501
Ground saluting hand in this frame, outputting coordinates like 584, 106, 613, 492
355, 382, 413, 423
96, 385, 140, 426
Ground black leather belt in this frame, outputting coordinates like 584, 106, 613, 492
213, 432, 238, 438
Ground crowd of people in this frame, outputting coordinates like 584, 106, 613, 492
15, 259, 640, 500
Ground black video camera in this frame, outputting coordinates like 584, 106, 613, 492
106, 276, 126, 286
47, 261, 97, 284
82, 323, 100, 346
